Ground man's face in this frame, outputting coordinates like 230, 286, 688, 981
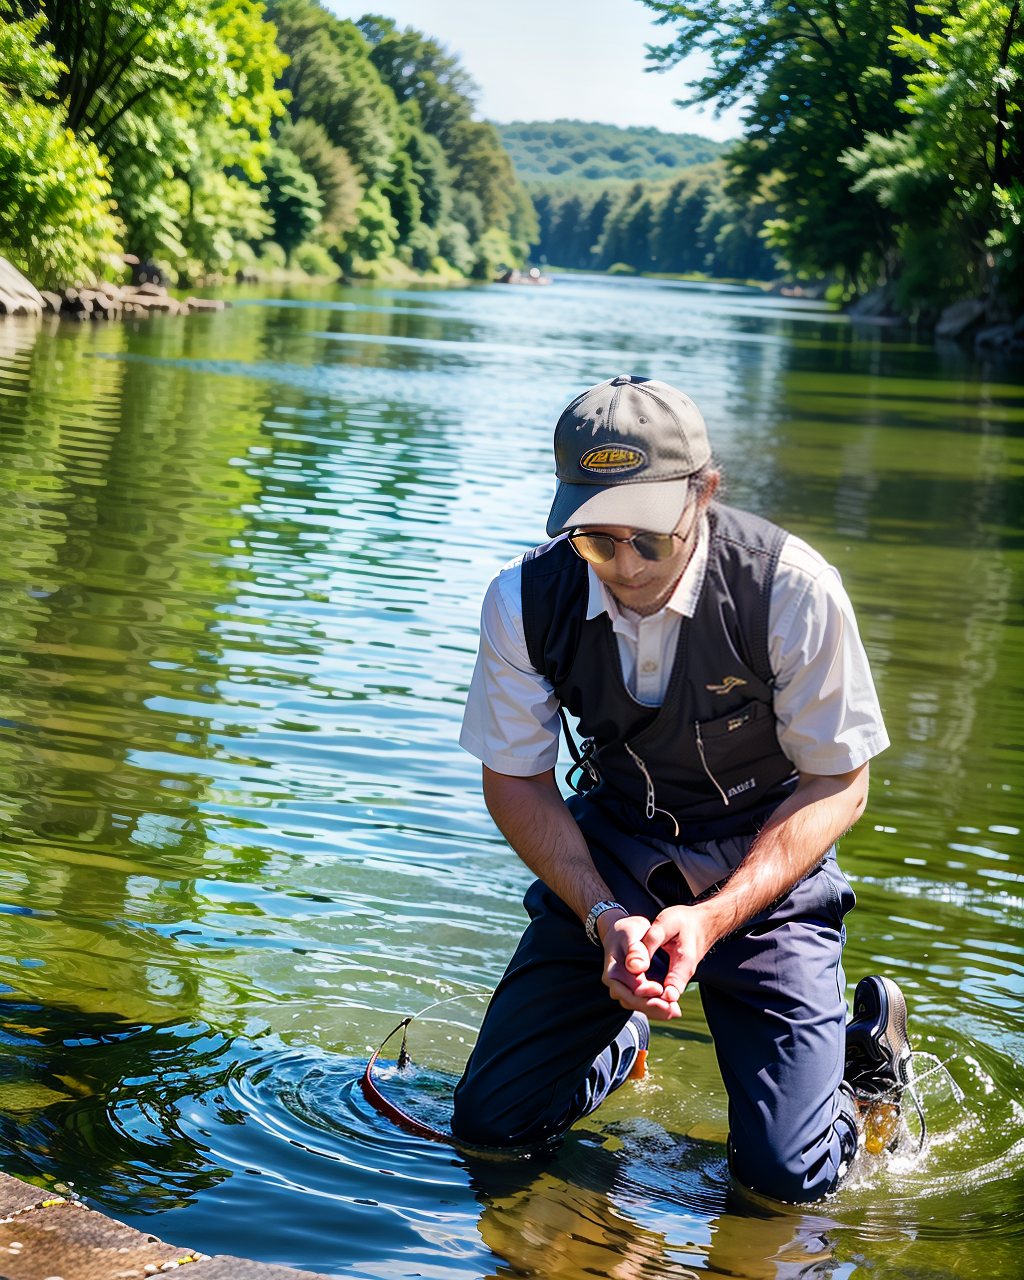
579, 502, 700, 616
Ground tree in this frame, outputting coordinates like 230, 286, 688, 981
642, 0, 939, 287
650, 176, 713, 272
848, 0, 1023, 307
401, 103, 452, 228
600, 184, 656, 270
269, 0, 397, 186
262, 143, 321, 254
358, 15, 537, 260
0, 3, 123, 284
358, 15, 477, 143
278, 116, 363, 239
6, 0, 287, 277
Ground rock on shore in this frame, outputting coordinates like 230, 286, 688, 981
0, 257, 45, 316
0, 256, 231, 319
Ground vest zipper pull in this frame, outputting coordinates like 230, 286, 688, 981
625, 743, 680, 837
695, 721, 730, 806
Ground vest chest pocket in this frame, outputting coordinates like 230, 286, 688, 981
694, 700, 788, 807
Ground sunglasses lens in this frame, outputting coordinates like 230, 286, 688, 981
570, 533, 616, 564
632, 533, 677, 561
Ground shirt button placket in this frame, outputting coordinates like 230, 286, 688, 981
637, 616, 660, 702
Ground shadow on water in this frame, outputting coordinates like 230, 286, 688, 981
1, 282, 1022, 1276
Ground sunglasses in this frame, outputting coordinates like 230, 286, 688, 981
568, 529, 680, 564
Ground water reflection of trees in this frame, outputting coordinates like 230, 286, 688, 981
0, 314, 276, 1025
0, 296, 481, 1029
0, 999, 231, 1211
743, 365, 1022, 851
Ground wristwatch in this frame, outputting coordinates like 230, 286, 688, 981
585, 899, 626, 946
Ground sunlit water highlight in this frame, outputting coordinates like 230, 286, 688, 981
0, 275, 1021, 1277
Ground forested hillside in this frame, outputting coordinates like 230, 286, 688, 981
494, 118, 774, 282
496, 121, 727, 182
0, 1, 536, 287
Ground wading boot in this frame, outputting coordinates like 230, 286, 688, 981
844, 975, 913, 1154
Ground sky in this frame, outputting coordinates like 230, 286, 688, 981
328, 0, 747, 142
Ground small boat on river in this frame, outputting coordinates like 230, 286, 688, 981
497, 267, 551, 285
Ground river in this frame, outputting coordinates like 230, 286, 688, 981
0, 275, 1021, 1278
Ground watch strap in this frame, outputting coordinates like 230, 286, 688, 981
585, 899, 626, 946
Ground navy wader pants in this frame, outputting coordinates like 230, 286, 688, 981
451, 796, 860, 1204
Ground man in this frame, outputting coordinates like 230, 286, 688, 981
452, 375, 911, 1202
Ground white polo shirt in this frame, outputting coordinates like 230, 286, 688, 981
460, 516, 889, 778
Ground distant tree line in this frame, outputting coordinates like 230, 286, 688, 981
496, 120, 727, 182
530, 165, 780, 280
0, 0, 536, 287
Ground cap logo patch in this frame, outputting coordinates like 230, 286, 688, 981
579, 445, 647, 474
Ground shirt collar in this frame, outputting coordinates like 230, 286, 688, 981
585, 513, 710, 627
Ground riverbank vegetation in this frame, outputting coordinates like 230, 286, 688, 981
0, 0, 536, 288
641, 0, 1023, 317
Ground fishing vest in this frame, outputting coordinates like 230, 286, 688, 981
521, 501, 799, 841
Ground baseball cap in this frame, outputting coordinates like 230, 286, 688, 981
546, 375, 711, 538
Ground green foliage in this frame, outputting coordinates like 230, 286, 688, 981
643, 0, 930, 286
343, 185, 398, 264
643, 0, 1023, 311
277, 116, 363, 238
382, 141, 422, 242
497, 120, 728, 182
7, 0, 288, 279
291, 238, 339, 275
263, 143, 322, 254
359, 14, 537, 260
436, 219, 474, 274
359, 14, 477, 143
530, 163, 779, 280
399, 221, 438, 272
269, 0, 398, 186
0, 0, 540, 286
0, 1, 57, 95
403, 111, 452, 228
0, 4, 124, 285
0, 97, 125, 286
884, 0, 1021, 306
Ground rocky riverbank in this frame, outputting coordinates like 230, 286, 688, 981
0, 256, 232, 322
38, 283, 230, 319
0, 257, 230, 321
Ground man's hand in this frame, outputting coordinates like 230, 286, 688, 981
598, 907, 712, 1020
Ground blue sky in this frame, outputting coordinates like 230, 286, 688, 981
328, 0, 747, 142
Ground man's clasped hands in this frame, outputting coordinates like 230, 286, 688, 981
598, 905, 713, 1022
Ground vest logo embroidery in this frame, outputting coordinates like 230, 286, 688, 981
578, 445, 647, 474
707, 675, 747, 695
727, 777, 757, 799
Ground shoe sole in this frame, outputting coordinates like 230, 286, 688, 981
878, 976, 911, 1085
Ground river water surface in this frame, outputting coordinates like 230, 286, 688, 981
0, 276, 1021, 1278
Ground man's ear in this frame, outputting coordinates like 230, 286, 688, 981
700, 469, 721, 507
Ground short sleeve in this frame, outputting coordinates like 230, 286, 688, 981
769, 536, 889, 774
459, 559, 562, 776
